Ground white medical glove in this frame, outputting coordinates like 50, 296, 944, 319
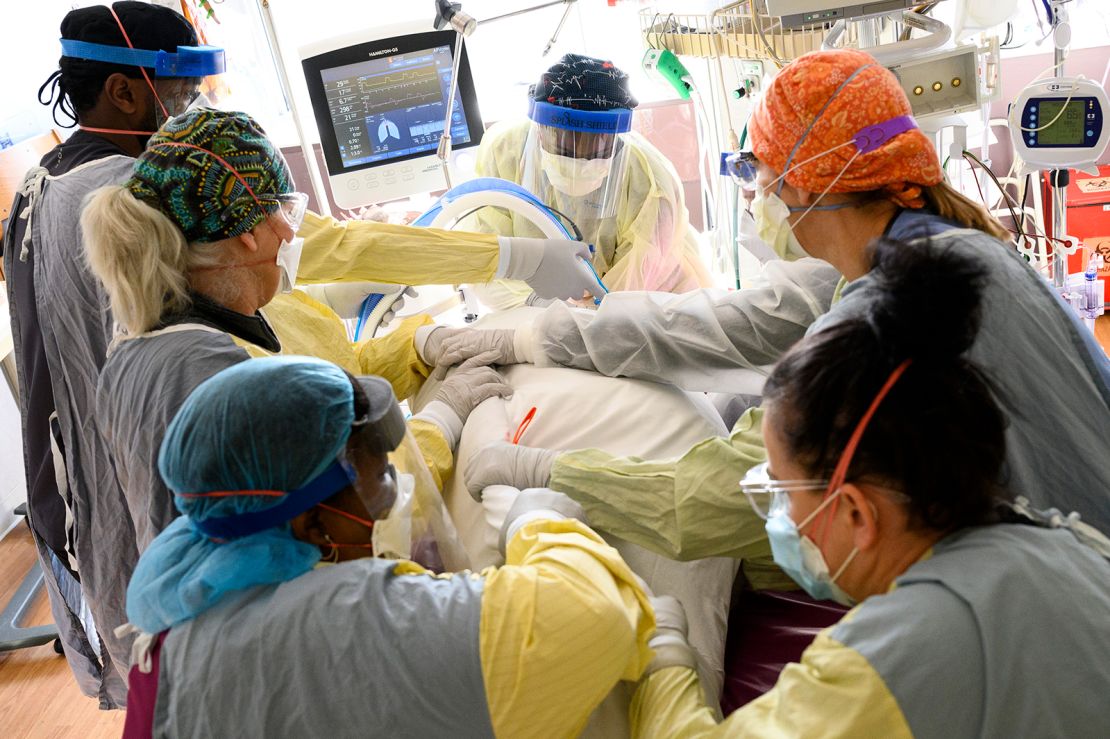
376, 287, 417, 328
466, 441, 558, 501
412, 367, 511, 450
499, 487, 588, 555
524, 292, 558, 308
498, 236, 605, 301
301, 283, 415, 328
418, 327, 527, 380
646, 596, 698, 675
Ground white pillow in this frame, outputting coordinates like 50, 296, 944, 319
416, 308, 737, 735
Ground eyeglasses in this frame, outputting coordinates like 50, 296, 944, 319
739, 462, 829, 520
724, 150, 758, 186
260, 192, 308, 233
224, 191, 308, 234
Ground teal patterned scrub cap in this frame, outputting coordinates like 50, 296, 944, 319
126, 108, 293, 243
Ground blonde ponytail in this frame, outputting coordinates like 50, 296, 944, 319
82, 186, 222, 334
921, 182, 1011, 242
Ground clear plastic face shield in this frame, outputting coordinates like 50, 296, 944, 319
520, 100, 632, 246
56, 7, 225, 136
338, 377, 470, 573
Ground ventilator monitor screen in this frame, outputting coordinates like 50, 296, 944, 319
1036, 100, 1086, 146
321, 46, 471, 168
302, 29, 484, 177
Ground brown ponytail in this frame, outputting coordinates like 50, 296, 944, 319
920, 181, 1011, 242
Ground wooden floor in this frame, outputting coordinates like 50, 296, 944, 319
0, 525, 125, 738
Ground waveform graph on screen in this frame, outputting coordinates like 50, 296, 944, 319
360, 65, 442, 114
299, 24, 485, 208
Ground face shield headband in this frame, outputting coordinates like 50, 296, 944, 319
184, 461, 357, 541
527, 100, 633, 135
64, 5, 223, 136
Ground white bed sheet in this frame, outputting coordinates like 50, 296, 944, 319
415, 307, 738, 736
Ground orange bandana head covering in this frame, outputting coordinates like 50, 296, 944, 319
750, 49, 943, 209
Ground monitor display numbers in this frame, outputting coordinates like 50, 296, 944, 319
320, 45, 473, 169
1037, 100, 1086, 146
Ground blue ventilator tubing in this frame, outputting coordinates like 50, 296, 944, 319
353, 294, 385, 341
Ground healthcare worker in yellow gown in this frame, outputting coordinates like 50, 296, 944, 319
120, 355, 654, 738
629, 237, 1110, 738
459, 53, 712, 308
74, 110, 528, 701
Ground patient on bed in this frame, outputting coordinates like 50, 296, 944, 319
413, 307, 737, 737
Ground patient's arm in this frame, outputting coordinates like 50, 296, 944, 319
529, 259, 842, 393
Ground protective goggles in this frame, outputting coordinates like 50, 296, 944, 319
60, 39, 226, 77
739, 462, 829, 520
221, 191, 308, 234
724, 150, 758, 185
723, 115, 919, 188
265, 192, 309, 233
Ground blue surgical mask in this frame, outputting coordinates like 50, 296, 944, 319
765, 488, 859, 606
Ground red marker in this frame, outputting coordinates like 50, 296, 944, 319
512, 407, 538, 445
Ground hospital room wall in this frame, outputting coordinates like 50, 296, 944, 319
0, 0, 85, 147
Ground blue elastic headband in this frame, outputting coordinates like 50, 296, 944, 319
60, 39, 226, 77
528, 100, 632, 134
189, 461, 356, 541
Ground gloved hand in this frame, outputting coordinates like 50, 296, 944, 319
419, 327, 523, 380
499, 236, 605, 301
646, 596, 698, 675
524, 292, 558, 308
499, 487, 588, 555
466, 441, 558, 501
375, 287, 417, 328
412, 367, 512, 450
301, 283, 416, 328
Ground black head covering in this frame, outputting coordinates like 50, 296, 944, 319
530, 53, 638, 112
40, 2, 198, 126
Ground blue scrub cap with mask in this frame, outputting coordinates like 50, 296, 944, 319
126, 357, 404, 634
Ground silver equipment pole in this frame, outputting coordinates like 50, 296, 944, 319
256, 0, 332, 217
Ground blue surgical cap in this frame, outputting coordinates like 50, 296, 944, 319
158, 356, 356, 522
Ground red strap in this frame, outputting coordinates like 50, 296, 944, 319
813, 359, 912, 545
122, 631, 169, 739
107, 5, 169, 120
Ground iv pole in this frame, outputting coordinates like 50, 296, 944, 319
433, 0, 578, 189
255, 0, 333, 217
1047, 0, 1071, 291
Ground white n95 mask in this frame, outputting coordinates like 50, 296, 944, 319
540, 149, 611, 197
276, 237, 304, 294
751, 190, 811, 261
